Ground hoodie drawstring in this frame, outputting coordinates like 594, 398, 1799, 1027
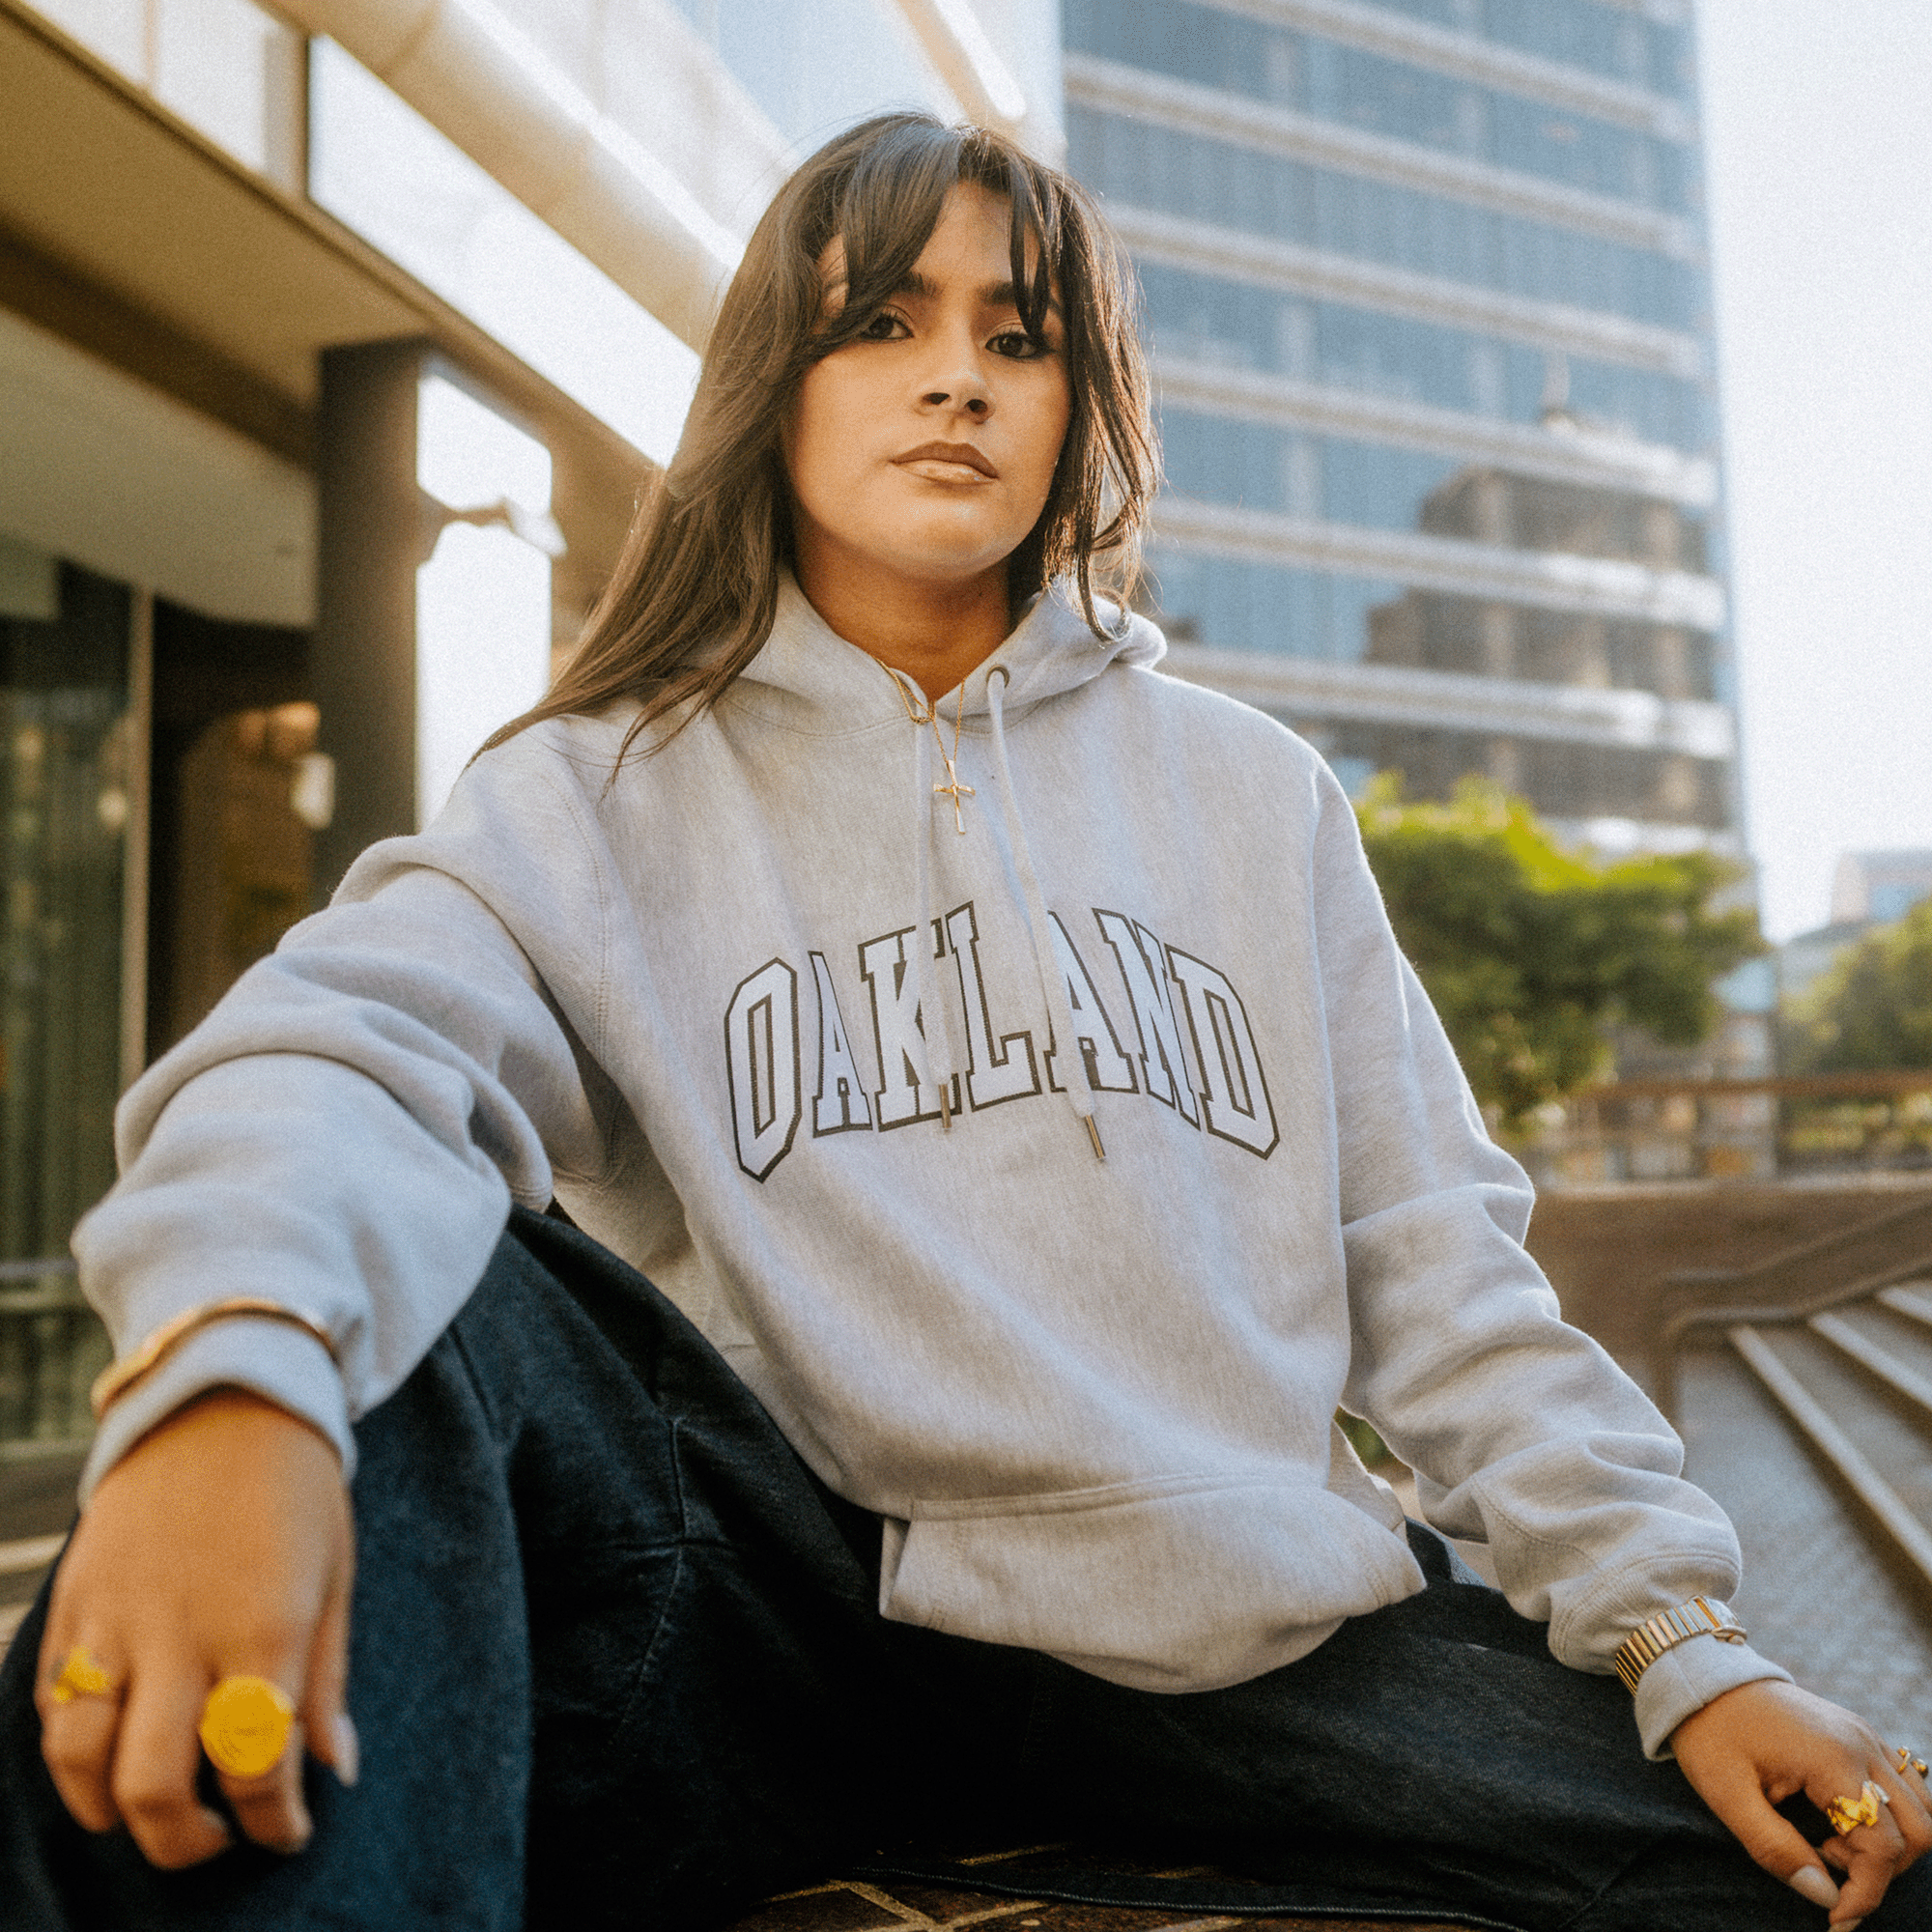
892, 676, 962, 1128
986, 668, 1106, 1161
888, 664, 1106, 1161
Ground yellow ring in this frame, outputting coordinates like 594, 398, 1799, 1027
1826, 1781, 1888, 1836
49, 1645, 118, 1705
198, 1675, 295, 1778
1897, 1746, 1930, 1777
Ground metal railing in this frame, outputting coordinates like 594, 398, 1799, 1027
1519, 1071, 1932, 1187
0, 1260, 104, 1453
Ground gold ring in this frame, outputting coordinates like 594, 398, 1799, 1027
1826, 1781, 1889, 1835
1898, 1746, 1930, 1777
48, 1645, 118, 1705
198, 1675, 295, 1778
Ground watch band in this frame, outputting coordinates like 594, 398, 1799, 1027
1613, 1595, 1749, 1693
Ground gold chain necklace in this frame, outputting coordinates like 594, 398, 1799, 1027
891, 671, 976, 834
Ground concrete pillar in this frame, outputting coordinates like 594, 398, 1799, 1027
313, 340, 556, 895
1477, 601, 1516, 678
1486, 735, 1521, 791
314, 340, 423, 895
1651, 624, 1692, 699
1656, 753, 1701, 818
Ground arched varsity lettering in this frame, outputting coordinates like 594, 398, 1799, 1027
1168, 948, 1279, 1158
858, 923, 952, 1129
944, 901, 1040, 1109
1094, 911, 1200, 1125
724, 957, 802, 1180
809, 951, 873, 1136
1042, 911, 1138, 1094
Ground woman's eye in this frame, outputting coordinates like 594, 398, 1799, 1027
991, 328, 1049, 359
858, 311, 908, 340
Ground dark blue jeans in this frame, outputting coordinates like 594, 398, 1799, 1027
2, 1208, 1923, 1930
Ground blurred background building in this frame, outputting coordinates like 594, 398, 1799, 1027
0, 0, 1059, 1448
0, 0, 1755, 1445
1778, 848, 1932, 1007
1061, 0, 1739, 863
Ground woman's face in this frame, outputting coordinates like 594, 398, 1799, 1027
781, 182, 1071, 608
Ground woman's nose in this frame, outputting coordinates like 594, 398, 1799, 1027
922, 388, 990, 416
921, 335, 993, 415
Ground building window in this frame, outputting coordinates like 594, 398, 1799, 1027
1067, 109, 1697, 331
1065, 0, 1692, 211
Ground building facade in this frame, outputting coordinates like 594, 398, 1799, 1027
1061, 0, 1739, 859
0, 0, 1058, 1447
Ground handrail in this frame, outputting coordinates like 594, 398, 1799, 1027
1658, 1267, 1932, 1422
1580, 1070, 1932, 1102
1659, 1194, 1932, 1309
1654, 1202, 1932, 1424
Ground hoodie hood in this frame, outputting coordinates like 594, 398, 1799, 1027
729, 567, 1167, 734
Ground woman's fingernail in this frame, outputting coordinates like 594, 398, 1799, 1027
1788, 1865, 1839, 1908
332, 1712, 359, 1787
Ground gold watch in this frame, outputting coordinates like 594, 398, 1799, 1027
1613, 1596, 1749, 1693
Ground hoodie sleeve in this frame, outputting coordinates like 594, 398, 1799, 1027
1308, 764, 1788, 1755
71, 739, 621, 1502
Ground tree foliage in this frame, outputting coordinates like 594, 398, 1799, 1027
1782, 896, 1932, 1073
1355, 775, 1762, 1127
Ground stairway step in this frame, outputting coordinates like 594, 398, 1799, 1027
1727, 1323, 1932, 1597
1810, 1311, 1932, 1418
1753, 1323, 1932, 1526
1879, 1282, 1932, 1331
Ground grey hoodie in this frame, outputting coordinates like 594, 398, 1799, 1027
75, 571, 1784, 1754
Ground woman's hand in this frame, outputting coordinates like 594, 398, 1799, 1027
1672, 1677, 1932, 1925
33, 1387, 355, 1868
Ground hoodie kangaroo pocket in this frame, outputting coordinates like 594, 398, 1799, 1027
880, 1473, 1427, 1693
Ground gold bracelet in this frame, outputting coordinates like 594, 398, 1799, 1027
90, 1298, 339, 1420
1612, 1596, 1749, 1693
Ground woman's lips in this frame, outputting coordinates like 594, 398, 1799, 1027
896, 457, 997, 484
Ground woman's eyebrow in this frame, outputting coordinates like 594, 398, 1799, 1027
889, 270, 1065, 320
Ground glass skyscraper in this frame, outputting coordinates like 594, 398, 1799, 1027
1064, 0, 1736, 856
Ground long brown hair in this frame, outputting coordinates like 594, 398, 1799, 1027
483, 111, 1159, 760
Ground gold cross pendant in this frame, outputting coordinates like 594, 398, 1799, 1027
933, 757, 976, 835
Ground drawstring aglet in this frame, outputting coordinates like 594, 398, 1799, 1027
1084, 1116, 1106, 1161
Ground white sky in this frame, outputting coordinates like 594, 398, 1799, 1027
1697, 0, 1932, 941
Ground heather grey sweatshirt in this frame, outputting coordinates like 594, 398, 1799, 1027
74, 571, 1784, 1755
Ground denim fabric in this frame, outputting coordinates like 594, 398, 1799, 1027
2, 1208, 1925, 1930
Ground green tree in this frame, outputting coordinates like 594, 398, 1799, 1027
1355, 775, 1762, 1127
1782, 897, 1932, 1072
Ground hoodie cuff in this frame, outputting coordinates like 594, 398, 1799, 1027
78, 1318, 354, 1506
1633, 1635, 1793, 1760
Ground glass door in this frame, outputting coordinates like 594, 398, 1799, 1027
0, 551, 129, 1450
